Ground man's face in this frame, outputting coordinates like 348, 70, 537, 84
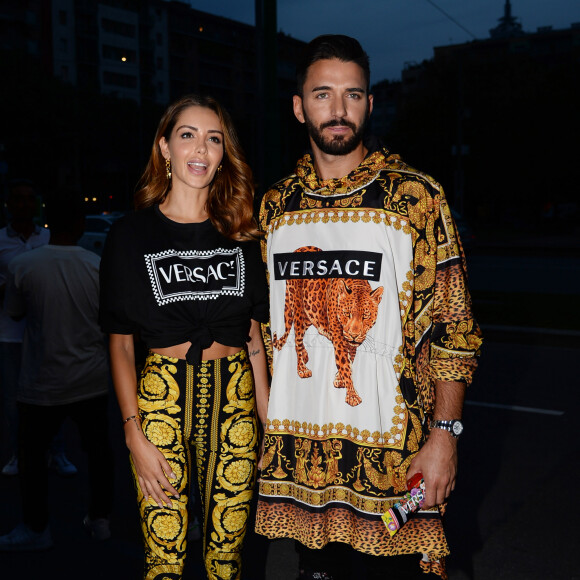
294, 58, 373, 157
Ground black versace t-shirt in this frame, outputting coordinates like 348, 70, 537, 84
99, 205, 268, 363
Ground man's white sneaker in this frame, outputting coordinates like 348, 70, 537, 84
83, 516, 111, 541
1, 456, 18, 476
0, 524, 53, 551
48, 453, 78, 477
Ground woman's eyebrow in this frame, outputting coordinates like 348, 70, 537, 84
176, 124, 223, 135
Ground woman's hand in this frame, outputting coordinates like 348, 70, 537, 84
109, 334, 179, 507
127, 432, 180, 508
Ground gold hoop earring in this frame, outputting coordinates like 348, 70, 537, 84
165, 158, 172, 180
217, 164, 222, 173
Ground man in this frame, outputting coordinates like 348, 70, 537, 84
256, 35, 482, 579
0, 193, 114, 550
0, 180, 76, 477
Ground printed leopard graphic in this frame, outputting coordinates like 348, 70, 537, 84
273, 246, 384, 406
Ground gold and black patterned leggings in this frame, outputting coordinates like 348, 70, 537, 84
133, 350, 258, 580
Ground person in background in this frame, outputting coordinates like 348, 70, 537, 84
0, 179, 76, 478
99, 94, 269, 580
0, 192, 114, 550
256, 35, 482, 579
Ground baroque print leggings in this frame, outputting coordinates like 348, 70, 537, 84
133, 350, 259, 580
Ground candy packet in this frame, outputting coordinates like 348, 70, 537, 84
382, 473, 426, 536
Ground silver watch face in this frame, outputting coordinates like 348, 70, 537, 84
452, 421, 464, 436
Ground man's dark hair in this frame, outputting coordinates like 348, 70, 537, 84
296, 34, 371, 96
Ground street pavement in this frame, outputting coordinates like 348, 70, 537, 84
1, 241, 578, 579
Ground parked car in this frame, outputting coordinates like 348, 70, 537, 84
78, 212, 124, 256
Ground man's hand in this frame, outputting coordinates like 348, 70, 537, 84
408, 379, 465, 507
406, 428, 458, 508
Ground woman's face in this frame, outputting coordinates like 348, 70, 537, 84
159, 105, 224, 197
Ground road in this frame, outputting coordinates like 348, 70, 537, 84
444, 339, 578, 580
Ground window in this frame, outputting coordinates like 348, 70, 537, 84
101, 18, 136, 38
102, 45, 137, 63
103, 71, 137, 88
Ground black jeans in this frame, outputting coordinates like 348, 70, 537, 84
17, 395, 114, 532
296, 541, 437, 580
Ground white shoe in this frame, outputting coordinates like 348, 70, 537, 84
83, 516, 111, 541
48, 453, 77, 477
0, 523, 53, 551
1, 456, 18, 476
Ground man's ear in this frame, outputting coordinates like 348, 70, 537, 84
159, 137, 169, 159
368, 94, 374, 116
293, 95, 305, 124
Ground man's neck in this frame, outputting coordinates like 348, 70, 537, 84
311, 142, 367, 181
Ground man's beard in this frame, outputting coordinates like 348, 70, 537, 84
303, 110, 368, 156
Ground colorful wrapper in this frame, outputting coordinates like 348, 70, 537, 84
382, 473, 426, 536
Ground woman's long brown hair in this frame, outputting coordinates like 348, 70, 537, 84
135, 94, 259, 241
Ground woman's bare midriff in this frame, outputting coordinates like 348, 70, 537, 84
151, 341, 242, 361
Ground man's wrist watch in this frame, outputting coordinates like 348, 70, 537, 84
429, 419, 464, 438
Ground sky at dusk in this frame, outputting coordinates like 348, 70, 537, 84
188, 0, 580, 82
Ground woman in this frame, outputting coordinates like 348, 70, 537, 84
99, 95, 269, 580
